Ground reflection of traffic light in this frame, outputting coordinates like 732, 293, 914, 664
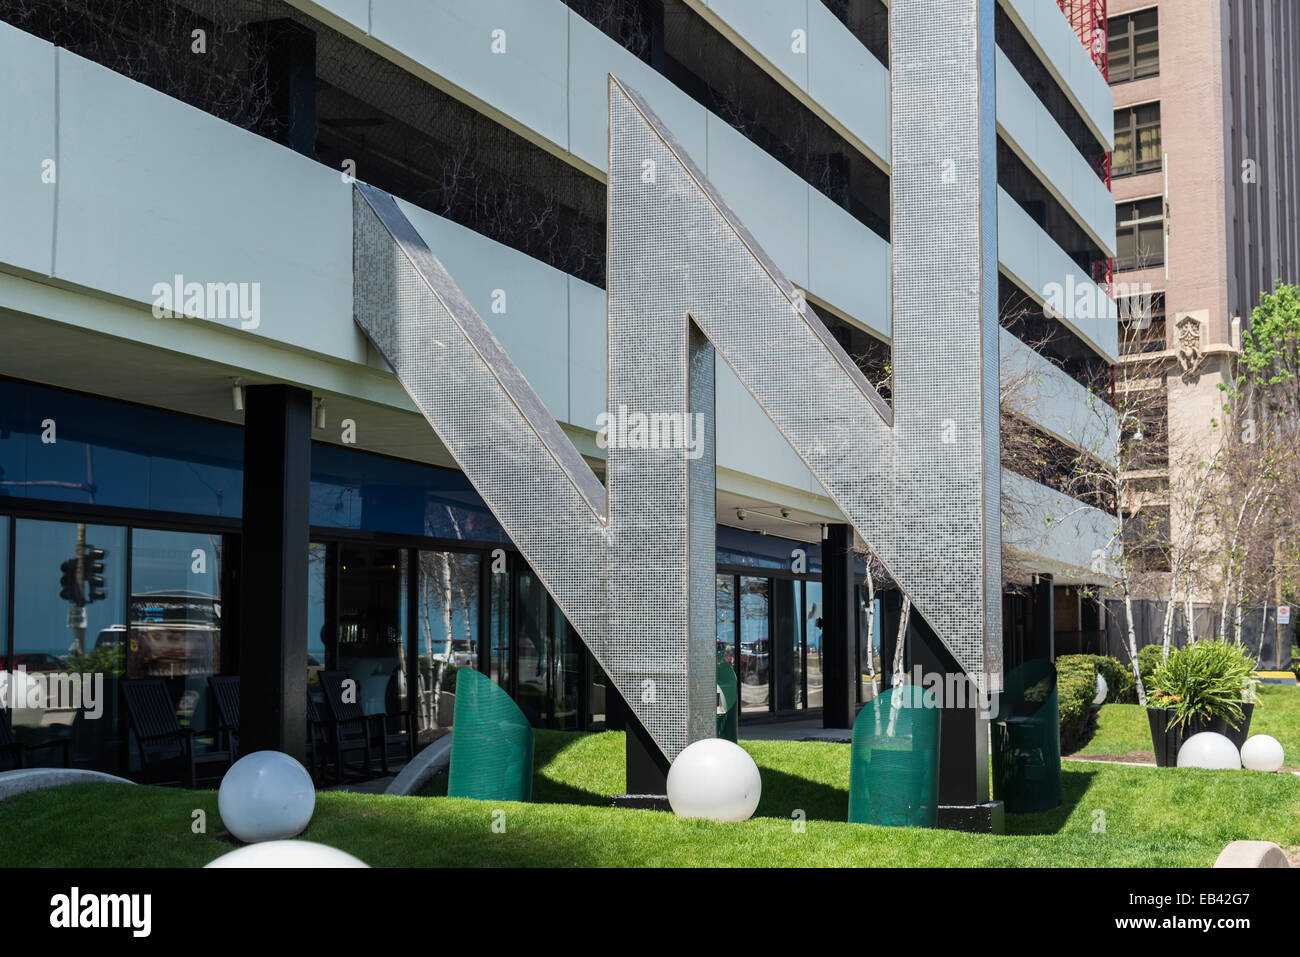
59, 559, 83, 604
85, 546, 107, 603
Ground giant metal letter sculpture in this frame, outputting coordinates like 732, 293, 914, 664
352, 0, 1001, 779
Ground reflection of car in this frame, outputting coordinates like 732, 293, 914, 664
430, 638, 474, 668
0, 652, 65, 672
93, 626, 127, 651
738, 639, 769, 683
128, 591, 220, 678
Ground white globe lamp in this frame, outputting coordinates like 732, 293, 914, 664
1093, 673, 1108, 706
205, 840, 368, 868
218, 750, 316, 843
1176, 731, 1242, 770
666, 738, 761, 822
1240, 734, 1284, 772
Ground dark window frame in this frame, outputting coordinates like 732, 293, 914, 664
1115, 196, 1166, 271
1112, 102, 1163, 178
1108, 9, 1160, 85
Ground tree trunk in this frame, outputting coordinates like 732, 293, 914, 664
430, 551, 456, 726
886, 596, 911, 736
1121, 577, 1146, 705
864, 560, 879, 695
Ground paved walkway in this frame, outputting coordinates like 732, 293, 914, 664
739, 719, 853, 743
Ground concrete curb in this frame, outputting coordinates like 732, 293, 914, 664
383, 735, 454, 796
0, 768, 135, 800
1213, 840, 1290, 868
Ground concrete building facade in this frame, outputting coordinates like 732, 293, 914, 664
0, 0, 1118, 799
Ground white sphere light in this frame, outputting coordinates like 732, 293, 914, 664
1093, 673, 1108, 706
218, 750, 316, 843
1240, 734, 1285, 773
204, 840, 368, 868
666, 738, 761, 822
1176, 731, 1242, 770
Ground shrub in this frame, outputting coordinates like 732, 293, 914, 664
1138, 644, 1166, 687
1057, 654, 1136, 704
1055, 659, 1098, 753
1147, 640, 1258, 732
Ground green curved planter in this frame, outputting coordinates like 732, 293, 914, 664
447, 669, 534, 802
717, 659, 739, 742
848, 684, 941, 827
991, 658, 1062, 813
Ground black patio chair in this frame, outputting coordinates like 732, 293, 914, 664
369, 672, 416, 774
122, 678, 229, 788
208, 675, 241, 758
317, 672, 374, 781
305, 693, 326, 783
0, 705, 70, 770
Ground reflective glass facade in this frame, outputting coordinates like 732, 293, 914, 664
0, 376, 875, 778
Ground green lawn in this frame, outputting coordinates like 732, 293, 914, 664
3, 729, 1298, 867
1074, 683, 1300, 763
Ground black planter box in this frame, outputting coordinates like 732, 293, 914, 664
1147, 703, 1255, 767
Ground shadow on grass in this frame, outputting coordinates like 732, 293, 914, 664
752, 766, 848, 822
419, 731, 616, 805
422, 730, 1103, 834
1002, 765, 1100, 836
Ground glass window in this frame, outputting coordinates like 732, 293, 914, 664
1119, 293, 1167, 354
0, 379, 241, 518
1108, 10, 1158, 84
804, 580, 824, 710
772, 578, 803, 710
414, 550, 481, 737
22, 392, 150, 510
10, 519, 128, 771
128, 529, 225, 757
310, 443, 508, 543
148, 424, 242, 517
1116, 197, 1165, 271
307, 542, 329, 678
716, 575, 736, 670
551, 612, 582, 731
738, 577, 770, 713
489, 557, 510, 691
336, 545, 406, 727
0, 516, 7, 661
1113, 103, 1161, 178
515, 568, 548, 726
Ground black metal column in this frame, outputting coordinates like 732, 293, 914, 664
610, 681, 671, 809
624, 711, 670, 794
1030, 573, 1055, 661
908, 613, 1002, 833
822, 523, 856, 729
239, 384, 312, 762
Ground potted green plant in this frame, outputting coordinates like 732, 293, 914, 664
1145, 640, 1259, 766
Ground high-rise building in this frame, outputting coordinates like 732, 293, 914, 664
1107, 1, 1300, 612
